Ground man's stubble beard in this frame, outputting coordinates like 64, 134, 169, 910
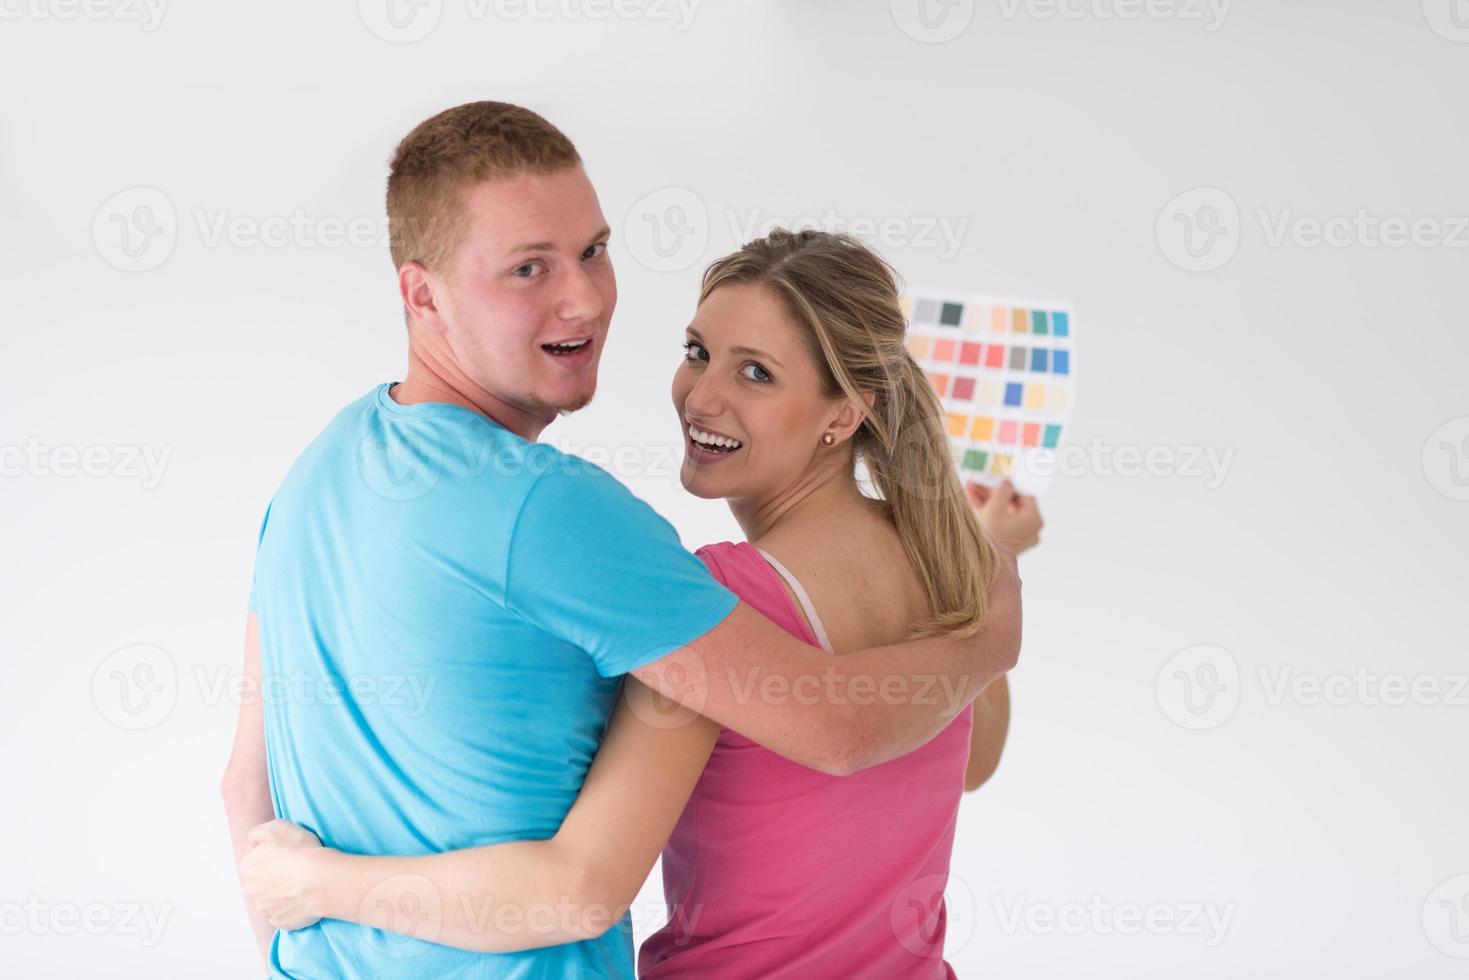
554, 389, 595, 416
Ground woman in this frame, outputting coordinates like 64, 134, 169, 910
240, 229, 1042, 977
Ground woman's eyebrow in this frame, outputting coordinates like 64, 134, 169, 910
684, 329, 783, 369
730, 345, 782, 369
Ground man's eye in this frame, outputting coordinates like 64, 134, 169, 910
741, 363, 772, 383
513, 263, 541, 278
583, 242, 608, 260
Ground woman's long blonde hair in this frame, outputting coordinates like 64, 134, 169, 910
700, 228, 1001, 638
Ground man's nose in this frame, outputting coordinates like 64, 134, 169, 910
557, 264, 604, 324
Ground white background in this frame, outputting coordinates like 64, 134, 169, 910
3, 1, 1467, 976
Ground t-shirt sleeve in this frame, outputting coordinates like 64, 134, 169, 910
246, 499, 272, 613
504, 460, 739, 678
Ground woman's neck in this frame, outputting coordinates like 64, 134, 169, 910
729, 457, 875, 545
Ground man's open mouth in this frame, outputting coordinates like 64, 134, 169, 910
542, 339, 591, 356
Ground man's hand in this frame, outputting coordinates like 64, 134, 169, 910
240, 819, 330, 932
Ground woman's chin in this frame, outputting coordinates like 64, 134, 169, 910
678, 460, 729, 499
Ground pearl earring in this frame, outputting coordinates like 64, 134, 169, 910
821, 432, 836, 446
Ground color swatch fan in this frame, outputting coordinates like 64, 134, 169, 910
901, 289, 1077, 496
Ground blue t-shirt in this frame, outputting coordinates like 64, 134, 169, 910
248, 383, 738, 979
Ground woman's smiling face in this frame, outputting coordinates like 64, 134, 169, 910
671, 282, 844, 501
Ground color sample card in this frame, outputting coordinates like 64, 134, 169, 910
901, 289, 1077, 495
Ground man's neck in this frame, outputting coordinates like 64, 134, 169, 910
392, 346, 554, 442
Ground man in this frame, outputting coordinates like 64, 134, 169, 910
221, 100, 1021, 978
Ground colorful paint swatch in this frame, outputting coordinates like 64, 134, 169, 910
902, 288, 1078, 494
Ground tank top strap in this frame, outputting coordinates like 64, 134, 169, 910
753, 547, 834, 654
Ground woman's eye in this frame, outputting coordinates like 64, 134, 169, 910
682, 341, 708, 362
582, 242, 607, 261
741, 363, 772, 383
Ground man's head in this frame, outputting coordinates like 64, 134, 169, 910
387, 102, 615, 427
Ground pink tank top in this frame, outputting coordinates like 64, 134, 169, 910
638, 541, 972, 979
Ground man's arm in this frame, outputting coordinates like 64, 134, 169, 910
220, 612, 276, 971
632, 550, 1021, 777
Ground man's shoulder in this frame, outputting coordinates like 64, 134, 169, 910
515, 447, 660, 524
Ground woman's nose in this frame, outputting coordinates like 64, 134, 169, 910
682, 368, 727, 419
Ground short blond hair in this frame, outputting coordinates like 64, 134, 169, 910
386, 101, 581, 272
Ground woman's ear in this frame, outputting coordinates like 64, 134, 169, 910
826, 391, 875, 445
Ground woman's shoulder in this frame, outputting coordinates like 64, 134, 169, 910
692, 540, 758, 584
693, 541, 807, 627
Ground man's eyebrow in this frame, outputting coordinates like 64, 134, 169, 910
684, 329, 783, 368
506, 226, 611, 255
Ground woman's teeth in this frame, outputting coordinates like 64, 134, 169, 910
688, 424, 743, 453
543, 339, 590, 355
